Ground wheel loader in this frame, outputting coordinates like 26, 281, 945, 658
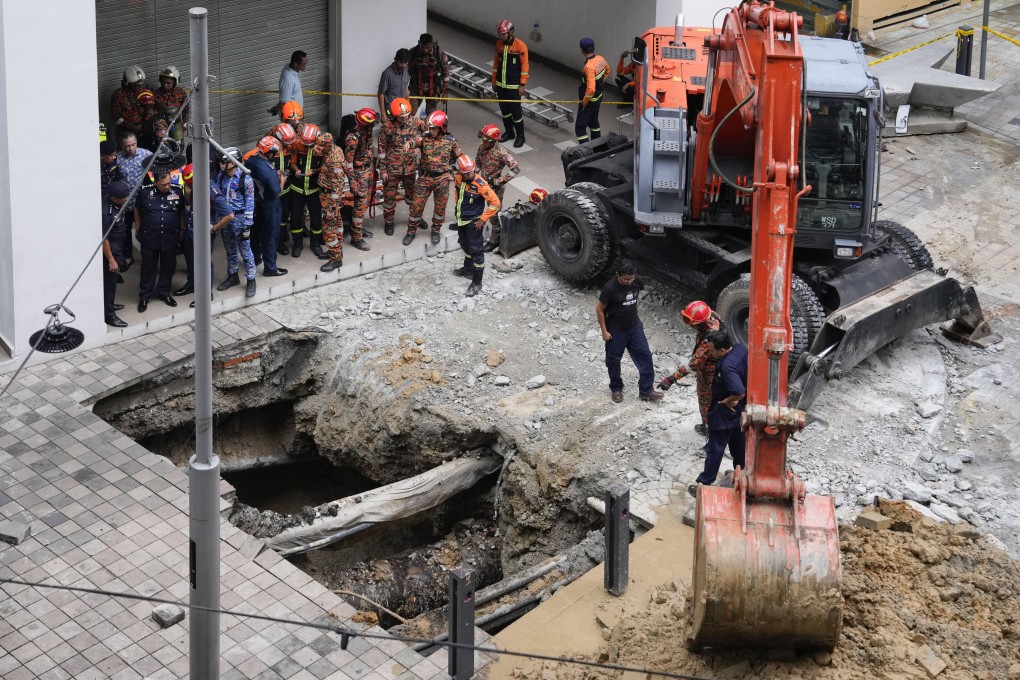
508, 0, 999, 653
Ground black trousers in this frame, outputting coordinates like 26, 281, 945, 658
457, 221, 485, 284
290, 191, 323, 238
138, 234, 178, 300
575, 100, 602, 142
495, 85, 524, 137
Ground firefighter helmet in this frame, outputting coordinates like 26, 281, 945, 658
136, 90, 155, 105
529, 188, 549, 204
390, 97, 412, 118
181, 163, 194, 185
455, 155, 476, 174
123, 65, 146, 86
426, 110, 448, 130
281, 100, 303, 122
159, 66, 180, 84
496, 19, 514, 35
271, 123, 297, 145
479, 124, 501, 141
355, 108, 379, 126
682, 300, 712, 325
257, 136, 282, 155
300, 124, 321, 147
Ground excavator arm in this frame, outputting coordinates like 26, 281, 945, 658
690, 2, 844, 651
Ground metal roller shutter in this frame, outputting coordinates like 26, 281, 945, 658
96, 0, 327, 149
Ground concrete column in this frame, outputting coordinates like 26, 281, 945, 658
338, 0, 427, 117
0, 2, 103, 358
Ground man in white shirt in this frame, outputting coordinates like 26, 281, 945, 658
269, 51, 308, 116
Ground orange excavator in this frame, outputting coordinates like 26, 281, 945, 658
686, 3, 843, 650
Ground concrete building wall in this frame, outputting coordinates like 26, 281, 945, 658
0, 1, 104, 358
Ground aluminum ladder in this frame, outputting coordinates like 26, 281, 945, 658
446, 52, 574, 129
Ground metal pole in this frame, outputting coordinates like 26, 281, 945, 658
979, 0, 990, 79
955, 25, 974, 77
448, 567, 475, 680
188, 8, 220, 680
604, 483, 630, 596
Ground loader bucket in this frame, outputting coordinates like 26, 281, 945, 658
690, 482, 844, 651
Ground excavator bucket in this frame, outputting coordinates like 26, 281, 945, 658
689, 483, 844, 651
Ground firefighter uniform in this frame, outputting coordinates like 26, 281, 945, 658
475, 142, 519, 244
491, 36, 529, 141
111, 85, 148, 134
454, 172, 501, 288
377, 116, 426, 232
288, 143, 325, 256
666, 313, 722, 425
577, 51, 610, 143
408, 133, 462, 236
343, 126, 375, 243
317, 140, 348, 265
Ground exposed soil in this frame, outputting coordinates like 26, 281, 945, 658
505, 502, 1020, 680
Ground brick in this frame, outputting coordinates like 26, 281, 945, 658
856, 511, 892, 530
0, 520, 31, 545
721, 660, 753, 678
151, 604, 185, 629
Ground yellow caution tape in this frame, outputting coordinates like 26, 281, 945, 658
867, 33, 953, 65
982, 25, 1020, 48
209, 88, 633, 106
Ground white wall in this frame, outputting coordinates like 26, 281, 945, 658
654, 0, 735, 31
427, 0, 657, 72
0, 2, 104, 358
339, 0, 427, 116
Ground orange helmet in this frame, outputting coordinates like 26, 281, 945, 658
497, 19, 514, 35
479, 124, 501, 141
136, 90, 155, 105
300, 123, 321, 147
455, 155, 476, 174
529, 188, 549, 204
682, 300, 712, 325
271, 123, 297, 145
355, 108, 378, 126
257, 136, 282, 155
390, 97, 412, 118
281, 100, 303, 122
181, 163, 194, 185
426, 110, 448, 130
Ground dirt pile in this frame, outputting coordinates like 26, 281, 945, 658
506, 502, 1020, 680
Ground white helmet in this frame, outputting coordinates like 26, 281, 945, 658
159, 66, 180, 83
123, 65, 146, 86
220, 147, 241, 164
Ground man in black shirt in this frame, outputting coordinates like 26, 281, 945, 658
102, 181, 131, 327
596, 259, 663, 403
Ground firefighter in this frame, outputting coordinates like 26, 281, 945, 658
154, 65, 188, 138
111, 65, 148, 136
281, 100, 304, 131
615, 49, 636, 106
343, 108, 378, 251
576, 38, 610, 143
475, 123, 520, 253
658, 300, 724, 436
404, 110, 462, 246
314, 133, 348, 272
492, 19, 529, 148
377, 98, 425, 236
451, 155, 500, 297
289, 124, 329, 259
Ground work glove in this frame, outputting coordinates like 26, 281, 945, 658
658, 375, 675, 391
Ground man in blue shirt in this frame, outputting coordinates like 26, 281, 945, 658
689, 330, 748, 495
270, 51, 307, 116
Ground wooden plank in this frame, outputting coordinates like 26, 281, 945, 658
852, 0, 961, 33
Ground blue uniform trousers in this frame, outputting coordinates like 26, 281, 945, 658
221, 217, 256, 280
604, 322, 654, 394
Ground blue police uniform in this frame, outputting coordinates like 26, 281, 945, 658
135, 184, 184, 302
247, 154, 284, 273
182, 181, 232, 291
214, 169, 257, 281
102, 196, 130, 318
696, 344, 749, 486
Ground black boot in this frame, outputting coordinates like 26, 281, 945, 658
499, 129, 515, 142
320, 258, 343, 272
453, 258, 473, 278
362, 226, 373, 239
384, 222, 394, 236
291, 236, 303, 258
277, 241, 289, 255
245, 278, 256, 298
310, 235, 329, 260
402, 232, 416, 246
351, 238, 371, 251
465, 271, 483, 297
483, 241, 498, 253
217, 272, 240, 291
431, 231, 441, 245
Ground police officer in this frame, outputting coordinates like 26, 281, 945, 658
100, 141, 124, 197
247, 136, 288, 277
134, 171, 185, 312
103, 181, 131, 327
214, 148, 258, 298
451, 155, 500, 297
492, 20, 529, 148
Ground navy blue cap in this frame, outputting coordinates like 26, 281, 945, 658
109, 181, 130, 198
580, 37, 595, 51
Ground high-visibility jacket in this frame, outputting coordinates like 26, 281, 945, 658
492, 37, 529, 89
454, 173, 500, 226
580, 54, 610, 106
289, 147, 321, 195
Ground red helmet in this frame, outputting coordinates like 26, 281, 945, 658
281, 100, 303, 122
355, 107, 379, 126
136, 90, 155, 105
390, 97, 412, 118
426, 110, 447, 130
479, 124, 501, 141
497, 19, 514, 35
181, 163, 194, 185
300, 123, 321, 147
529, 188, 549, 204
257, 136, 282, 155
682, 300, 712, 325
271, 123, 297, 145
455, 155, 476, 173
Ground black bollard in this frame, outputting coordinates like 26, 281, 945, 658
604, 483, 630, 596
956, 24, 974, 76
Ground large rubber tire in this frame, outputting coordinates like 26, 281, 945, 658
536, 188, 612, 283
875, 220, 934, 271
714, 275, 826, 370
566, 181, 625, 275
560, 144, 596, 177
